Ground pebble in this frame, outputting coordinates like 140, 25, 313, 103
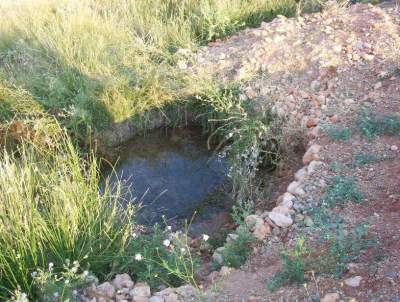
344, 276, 363, 287
390, 145, 398, 151
321, 292, 340, 302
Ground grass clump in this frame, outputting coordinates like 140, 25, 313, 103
267, 237, 307, 292
322, 176, 364, 207
0, 136, 134, 299
357, 111, 400, 139
324, 125, 352, 141
351, 152, 381, 168
222, 226, 257, 268
0, 135, 198, 300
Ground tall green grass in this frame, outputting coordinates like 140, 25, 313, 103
0, 136, 134, 299
0, 0, 307, 139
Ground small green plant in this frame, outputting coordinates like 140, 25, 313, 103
222, 226, 257, 268
357, 111, 400, 139
30, 261, 96, 302
267, 237, 307, 292
351, 152, 381, 168
126, 225, 200, 289
231, 200, 255, 225
325, 125, 352, 141
322, 176, 364, 207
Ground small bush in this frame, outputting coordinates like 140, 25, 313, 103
357, 111, 400, 139
322, 176, 364, 207
222, 226, 257, 268
267, 237, 307, 292
325, 125, 352, 141
351, 152, 381, 168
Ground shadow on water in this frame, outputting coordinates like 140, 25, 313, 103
103, 126, 233, 236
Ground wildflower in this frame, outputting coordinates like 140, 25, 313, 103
73, 260, 80, 267
53, 292, 59, 298
163, 239, 171, 247
71, 266, 78, 273
134, 253, 143, 261
202, 234, 209, 241
83, 270, 89, 277
31, 271, 37, 278
166, 225, 172, 231
65, 279, 70, 284
131, 233, 138, 239
48, 262, 54, 269
180, 248, 186, 253
72, 290, 78, 296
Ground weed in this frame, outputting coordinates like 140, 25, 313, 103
357, 110, 400, 139
324, 125, 352, 141
322, 176, 364, 207
351, 152, 381, 168
267, 237, 307, 292
222, 226, 257, 268
231, 200, 255, 225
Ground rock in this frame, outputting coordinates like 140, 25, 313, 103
226, 233, 239, 242
280, 192, 295, 208
344, 98, 354, 106
220, 266, 233, 276
321, 292, 340, 302
374, 82, 382, 90
311, 80, 321, 91
287, 181, 305, 196
344, 276, 362, 287
212, 247, 225, 265
294, 167, 308, 182
245, 215, 263, 230
307, 126, 320, 139
112, 273, 134, 290
164, 293, 178, 302
303, 144, 322, 165
268, 212, 293, 228
175, 285, 197, 298
96, 282, 116, 299
306, 118, 319, 128
307, 160, 324, 174
252, 220, 271, 240
130, 283, 151, 301
390, 145, 398, 151
272, 205, 291, 215
149, 297, 164, 302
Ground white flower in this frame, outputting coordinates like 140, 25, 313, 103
73, 260, 80, 267
202, 234, 210, 241
71, 267, 78, 273
31, 271, 37, 278
134, 253, 143, 261
83, 270, 89, 276
65, 279, 70, 284
72, 290, 78, 296
131, 232, 138, 239
163, 239, 171, 247
166, 226, 172, 231
180, 248, 186, 253
53, 292, 59, 298
48, 262, 54, 269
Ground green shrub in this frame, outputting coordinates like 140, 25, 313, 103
322, 176, 364, 207
351, 152, 381, 168
357, 111, 400, 139
267, 237, 307, 292
222, 226, 257, 268
325, 125, 352, 141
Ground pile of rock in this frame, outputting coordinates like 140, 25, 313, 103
82, 273, 196, 302
211, 143, 325, 265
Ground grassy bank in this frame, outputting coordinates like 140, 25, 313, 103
0, 0, 319, 140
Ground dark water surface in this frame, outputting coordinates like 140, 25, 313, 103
105, 127, 232, 234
